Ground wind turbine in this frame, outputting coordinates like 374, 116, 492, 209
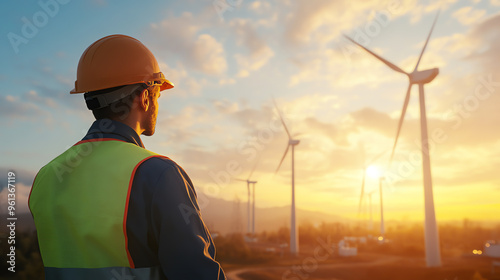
273, 98, 300, 256
235, 160, 259, 236
357, 147, 386, 234
345, 12, 442, 267
357, 146, 386, 217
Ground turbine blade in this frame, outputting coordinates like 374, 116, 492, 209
234, 178, 247, 182
414, 11, 440, 71
275, 144, 290, 174
365, 150, 388, 167
344, 35, 408, 75
272, 98, 291, 139
388, 83, 413, 166
358, 170, 366, 215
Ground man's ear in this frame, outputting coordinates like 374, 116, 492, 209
139, 88, 150, 112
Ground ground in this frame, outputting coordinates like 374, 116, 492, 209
225, 253, 500, 280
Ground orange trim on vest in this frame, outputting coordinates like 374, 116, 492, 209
123, 155, 168, 268
28, 172, 40, 216
73, 138, 127, 146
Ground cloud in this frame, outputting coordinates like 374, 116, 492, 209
282, 0, 424, 88
427, 33, 472, 56
218, 78, 236, 85
408, 0, 456, 23
247, 1, 278, 27
192, 34, 227, 74
284, 0, 411, 46
466, 11, 500, 73
452, 6, 486, 26
157, 61, 206, 96
0, 94, 48, 121
0, 183, 31, 214
0, 179, 33, 214
149, 12, 227, 75
27, 58, 83, 110
303, 117, 352, 146
288, 44, 404, 88
0, 167, 37, 191
24, 90, 57, 108
156, 104, 213, 146
284, 0, 343, 46
350, 107, 396, 137
230, 19, 274, 77
248, 1, 272, 14
212, 99, 240, 114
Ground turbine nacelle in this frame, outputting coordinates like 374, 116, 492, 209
289, 139, 300, 145
410, 68, 439, 84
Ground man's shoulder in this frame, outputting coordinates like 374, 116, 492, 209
141, 155, 178, 168
133, 155, 192, 191
136, 155, 186, 177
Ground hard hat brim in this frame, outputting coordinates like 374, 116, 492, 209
160, 79, 174, 91
70, 73, 174, 94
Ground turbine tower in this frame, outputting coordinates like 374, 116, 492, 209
251, 180, 257, 235
273, 98, 300, 256
235, 159, 259, 235
345, 12, 442, 267
378, 177, 385, 239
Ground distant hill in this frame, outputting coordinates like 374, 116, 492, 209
198, 194, 347, 234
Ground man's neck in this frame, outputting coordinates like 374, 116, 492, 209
113, 118, 144, 139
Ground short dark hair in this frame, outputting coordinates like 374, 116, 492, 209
87, 84, 147, 120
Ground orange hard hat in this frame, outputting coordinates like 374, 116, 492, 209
70, 34, 174, 94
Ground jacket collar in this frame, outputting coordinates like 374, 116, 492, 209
83, 119, 145, 148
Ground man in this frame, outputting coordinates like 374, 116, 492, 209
29, 34, 226, 279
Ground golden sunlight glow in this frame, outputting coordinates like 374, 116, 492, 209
366, 165, 381, 179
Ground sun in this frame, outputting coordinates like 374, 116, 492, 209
366, 165, 381, 179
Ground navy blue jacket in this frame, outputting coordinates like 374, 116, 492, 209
82, 119, 225, 280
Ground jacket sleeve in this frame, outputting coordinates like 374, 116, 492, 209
149, 161, 226, 280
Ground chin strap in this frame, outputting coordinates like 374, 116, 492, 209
84, 84, 145, 110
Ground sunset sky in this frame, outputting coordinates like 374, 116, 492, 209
1, 0, 499, 225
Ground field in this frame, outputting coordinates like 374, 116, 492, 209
225, 253, 499, 280
216, 221, 500, 280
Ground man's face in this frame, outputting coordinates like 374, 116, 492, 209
143, 85, 160, 136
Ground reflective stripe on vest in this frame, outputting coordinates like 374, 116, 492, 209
29, 139, 161, 269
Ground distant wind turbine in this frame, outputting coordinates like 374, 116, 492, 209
345, 12, 442, 267
251, 180, 257, 235
235, 159, 259, 235
273, 98, 300, 256
357, 145, 386, 217
378, 177, 385, 239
